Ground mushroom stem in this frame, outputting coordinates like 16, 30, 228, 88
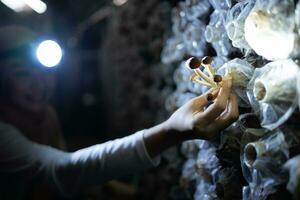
204, 64, 215, 78
190, 74, 212, 87
193, 79, 212, 87
201, 56, 215, 78
194, 69, 217, 87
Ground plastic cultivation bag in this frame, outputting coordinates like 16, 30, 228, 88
247, 59, 299, 130
244, 0, 296, 60
161, 36, 185, 64
185, 0, 211, 20
225, 0, 255, 54
284, 154, 300, 199
241, 130, 290, 197
218, 58, 254, 107
183, 19, 207, 57
205, 10, 235, 56
209, 0, 232, 11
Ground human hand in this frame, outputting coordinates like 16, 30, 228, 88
165, 79, 239, 140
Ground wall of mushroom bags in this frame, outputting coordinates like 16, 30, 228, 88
161, 0, 300, 199
100, 0, 172, 136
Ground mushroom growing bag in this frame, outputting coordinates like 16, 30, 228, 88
217, 58, 254, 107
247, 59, 299, 130
225, 0, 254, 54
244, 0, 296, 60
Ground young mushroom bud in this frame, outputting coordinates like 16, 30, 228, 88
206, 93, 214, 102
214, 74, 223, 83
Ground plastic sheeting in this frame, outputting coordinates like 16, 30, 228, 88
225, 0, 254, 54
241, 130, 290, 198
181, 140, 220, 200
208, 0, 232, 11
247, 59, 299, 130
244, 0, 296, 60
161, 36, 185, 64
160, 0, 300, 199
183, 20, 207, 57
285, 155, 300, 199
217, 58, 254, 107
205, 9, 235, 57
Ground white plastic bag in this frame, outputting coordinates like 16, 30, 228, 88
225, 0, 255, 54
185, 0, 211, 20
173, 61, 192, 92
241, 130, 290, 198
205, 10, 235, 57
181, 140, 203, 159
161, 36, 186, 64
243, 131, 289, 170
183, 20, 207, 57
247, 59, 299, 130
238, 113, 268, 136
208, 0, 232, 11
284, 155, 300, 199
217, 58, 254, 107
244, 0, 296, 60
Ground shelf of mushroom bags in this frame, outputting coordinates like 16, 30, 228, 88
160, 0, 300, 199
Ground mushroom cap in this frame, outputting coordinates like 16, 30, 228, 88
186, 57, 201, 69
201, 56, 213, 65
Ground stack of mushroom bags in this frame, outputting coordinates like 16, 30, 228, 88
161, 0, 300, 199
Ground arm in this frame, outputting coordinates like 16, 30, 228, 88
0, 80, 238, 197
144, 79, 239, 158
0, 122, 157, 197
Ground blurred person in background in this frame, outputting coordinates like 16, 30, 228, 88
0, 25, 239, 200
0, 25, 67, 200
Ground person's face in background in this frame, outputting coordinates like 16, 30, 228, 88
0, 58, 55, 114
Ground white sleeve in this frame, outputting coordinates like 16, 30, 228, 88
0, 122, 160, 196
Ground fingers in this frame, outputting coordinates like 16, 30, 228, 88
188, 87, 220, 111
210, 94, 239, 132
218, 94, 239, 121
205, 88, 219, 101
201, 79, 232, 122
187, 94, 209, 111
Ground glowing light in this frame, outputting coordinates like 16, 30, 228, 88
24, 0, 47, 14
1, 0, 47, 14
244, 11, 295, 60
36, 40, 63, 68
113, 0, 128, 6
1, 0, 27, 12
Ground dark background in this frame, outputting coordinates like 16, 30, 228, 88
0, 0, 179, 149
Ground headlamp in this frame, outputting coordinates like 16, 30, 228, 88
36, 40, 62, 68
0, 39, 63, 68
